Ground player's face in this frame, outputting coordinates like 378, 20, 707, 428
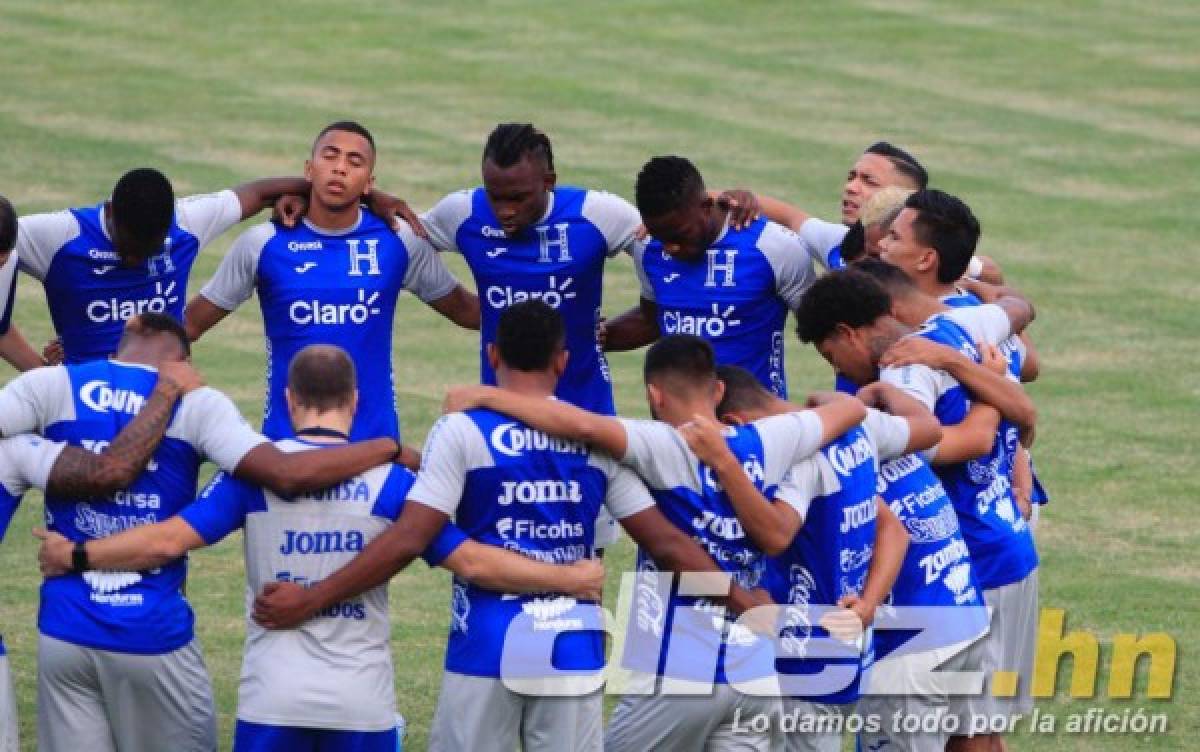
482, 156, 554, 237
815, 327, 876, 385
879, 208, 933, 278
645, 196, 719, 262
306, 130, 375, 212
863, 222, 888, 259
842, 153, 900, 224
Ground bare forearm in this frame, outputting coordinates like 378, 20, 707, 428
234, 176, 310, 218
861, 506, 907, 610
753, 193, 810, 232
0, 326, 45, 371
944, 357, 1036, 434
429, 286, 480, 331
309, 526, 422, 610
454, 546, 572, 593
711, 454, 794, 554
603, 304, 659, 352
239, 439, 399, 496
183, 295, 229, 342
932, 406, 1000, 465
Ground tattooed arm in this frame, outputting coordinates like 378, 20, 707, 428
44, 361, 200, 498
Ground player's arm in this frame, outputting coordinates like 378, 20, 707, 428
231, 177, 313, 220
602, 297, 659, 352
442, 386, 630, 458
45, 363, 198, 497
732, 191, 811, 232
36, 516, 204, 576
440, 543, 604, 601
182, 295, 230, 342
425, 285, 481, 331
854, 382, 942, 454
930, 403, 1001, 465
958, 278, 1036, 335
1018, 332, 1040, 383
841, 500, 908, 627
0, 325, 45, 371
799, 392, 870, 448
972, 255, 1005, 285
233, 439, 401, 497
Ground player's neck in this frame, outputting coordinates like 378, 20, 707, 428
305, 199, 361, 231
495, 369, 558, 398
895, 294, 943, 326
661, 399, 716, 428
290, 410, 354, 443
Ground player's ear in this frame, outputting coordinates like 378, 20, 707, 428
303, 159, 315, 183
719, 410, 746, 426
916, 247, 937, 276
284, 387, 295, 415
486, 343, 501, 371
363, 172, 376, 199
645, 382, 664, 414
711, 378, 726, 407
349, 390, 359, 416
552, 348, 569, 377
543, 169, 557, 192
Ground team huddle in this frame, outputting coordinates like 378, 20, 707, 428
0, 121, 1046, 752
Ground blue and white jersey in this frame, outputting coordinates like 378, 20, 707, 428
880, 316, 1038, 590
0, 360, 268, 654
179, 439, 466, 732
421, 187, 641, 415
633, 217, 817, 398
0, 249, 18, 336
200, 211, 458, 441
409, 406, 654, 680
797, 217, 850, 270
16, 192, 242, 363
0, 434, 66, 658
873, 451, 988, 659
616, 411, 828, 687
768, 409, 909, 704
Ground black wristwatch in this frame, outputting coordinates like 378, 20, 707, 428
71, 541, 91, 573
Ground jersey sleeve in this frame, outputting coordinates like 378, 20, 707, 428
943, 305, 1012, 347
862, 408, 912, 462
880, 364, 942, 412
0, 434, 66, 494
753, 410, 826, 478
175, 191, 243, 249
774, 458, 821, 522
617, 418, 696, 490
0, 250, 18, 336
169, 387, 269, 472
582, 191, 643, 257
758, 222, 819, 309
600, 462, 656, 519
198, 223, 275, 311
419, 190, 473, 253
0, 366, 73, 437
421, 522, 469, 568
15, 211, 81, 281
399, 226, 459, 303
628, 241, 657, 301
407, 413, 481, 517
797, 218, 849, 270
179, 470, 255, 545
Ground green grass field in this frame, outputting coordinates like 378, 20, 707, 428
0, 1, 1196, 749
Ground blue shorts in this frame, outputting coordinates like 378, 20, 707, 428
234, 719, 398, 752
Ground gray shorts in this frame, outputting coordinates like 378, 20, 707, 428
37, 634, 216, 752
951, 569, 1039, 735
778, 700, 852, 752
605, 684, 782, 752
428, 671, 602, 752
1, 655, 17, 752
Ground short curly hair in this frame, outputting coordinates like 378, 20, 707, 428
795, 268, 892, 344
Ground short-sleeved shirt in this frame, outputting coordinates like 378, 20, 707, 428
0, 249, 18, 336
16, 191, 242, 362
633, 217, 817, 397
409, 406, 654, 679
421, 187, 641, 415
615, 411, 826, 686
0, 360, 269, 654
199, 211, 458, 441
797, 217, 850, 270
179, 438, 466, 732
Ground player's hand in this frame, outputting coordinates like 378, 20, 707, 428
979, 342, 1007, 375
396, 444, 422, 472
633, 224, 649, 241
959, 277, 1001, 303
678, 414, 734, 468
819, 595, 870, 643
367, 191, 428, 238
33, 527, 72, 577
157, 360, 205, 395
880, 337, 957, 371
42, 338, 64, 366
716, 189, 761, 231
564, 558, 605, 602
273, 194, 308, 228
854, 381, 894, 410
804, 390, 853, 408
442, 385, 498, 414
253, 581, 315, 629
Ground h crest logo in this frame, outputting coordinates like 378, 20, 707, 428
535, 223, 572, 263
705, 249, 737, 287
346, 238, 381, 276
146, 249, 175, 278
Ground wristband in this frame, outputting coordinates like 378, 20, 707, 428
71, 541, 91, 573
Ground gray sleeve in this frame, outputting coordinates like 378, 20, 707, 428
15, 211, 81, 281
581, 191, 642, 257
753, 410, 825, 481
419, 191, 473, 253
797, 218, 849, 270
0, 250, 17, 332
628, 240, 656, 301
863, 408, 912, 462
175, 191, 243, 249
0, 435, 66, 493
600, 462, 656, 519
408, 413, 489, 516
942, 305, 1012, 347
880, 363, 944, 412
775, 458, 821, 522
617, 418, 697, 491
169, 388, 269, 472
758, 221, 819, 309
197, 223, 275, 311
400, 226, 460, 303
0, 366, 74, 437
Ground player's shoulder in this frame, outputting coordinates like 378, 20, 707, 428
755, 217, 807, 252
18, 209, 83, 245
176, 385, 237, 417
234, 220, 279, 249
580, 188, 638, 218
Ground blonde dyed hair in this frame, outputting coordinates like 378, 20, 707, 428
861, 186, 914, 229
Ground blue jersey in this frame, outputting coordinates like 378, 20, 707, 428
16, 192, 242, 363
0, 360, 268, 654
797, 217, 849, 271
422, 187, 642, 415
882, 316, 1038, 590
617, 411, 827, 686
200, 212, 459, 442
634, 217, 816, 398
409, 407, 654, 680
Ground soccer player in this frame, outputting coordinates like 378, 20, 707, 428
436, 331, 870, 751
603, 156, 819, 398
0, 313, 409, 752
34, 343, 607, 752
795, 269, 1039, 752
0, 196, 45, 371
718, 365, 991, 752
184, 121, 479, 446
